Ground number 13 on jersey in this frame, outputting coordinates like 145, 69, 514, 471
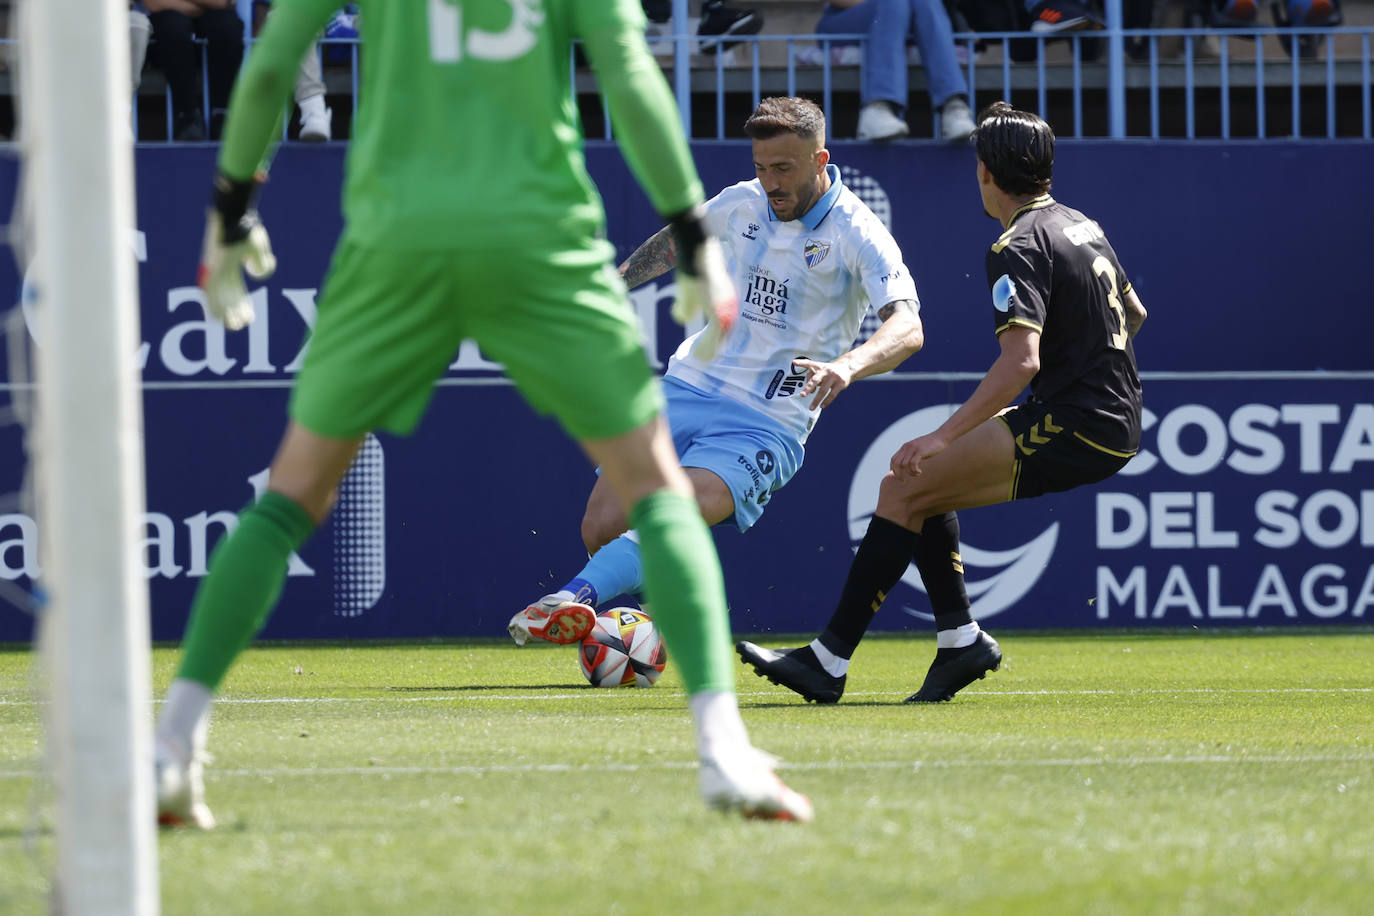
428, 0, 545, 63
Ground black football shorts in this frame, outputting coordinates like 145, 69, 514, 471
998, 400, 1135, 500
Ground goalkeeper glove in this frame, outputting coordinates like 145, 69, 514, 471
668, 204, 737, 361
197, 171, 276, 331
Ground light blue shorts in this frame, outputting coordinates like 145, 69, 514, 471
664, 377, 804, 532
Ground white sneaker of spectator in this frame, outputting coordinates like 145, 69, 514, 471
299, 96, 332, 143
799, 43, 974, 68
856, 101, 909, 141
940, 96, 976, 142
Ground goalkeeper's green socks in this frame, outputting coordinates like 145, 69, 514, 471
174, 491, 316, 691
629, 488, 735, 696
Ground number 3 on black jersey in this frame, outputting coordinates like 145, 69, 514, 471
1092, 255, 1128, 351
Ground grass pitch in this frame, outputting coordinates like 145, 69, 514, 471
1, 629, 1371, 915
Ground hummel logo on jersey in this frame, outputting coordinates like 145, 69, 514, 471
742, 222, 760, 240
804, 239, 831, 269
1015, 414, 1064, 456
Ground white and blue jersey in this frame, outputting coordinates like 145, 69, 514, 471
665, 163, 918, 445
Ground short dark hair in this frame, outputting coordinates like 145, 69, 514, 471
971, 101, 1055, 197
743, 97, 827, 145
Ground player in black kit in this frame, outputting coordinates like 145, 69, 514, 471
737, 101, 1147, 704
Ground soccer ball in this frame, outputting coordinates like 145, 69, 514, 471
578, 608, 667, 688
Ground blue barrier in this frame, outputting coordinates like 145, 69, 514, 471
0, 142, 1369, 641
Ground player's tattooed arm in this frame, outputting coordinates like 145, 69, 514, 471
877, 299, 917, 324
618, 225, 678, 289
1123, 288, 1147, 340
858, 299, 924, 376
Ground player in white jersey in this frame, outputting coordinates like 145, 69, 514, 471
509, 97, 926, 647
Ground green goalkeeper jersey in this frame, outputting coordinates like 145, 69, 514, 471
220, 0, 703, 249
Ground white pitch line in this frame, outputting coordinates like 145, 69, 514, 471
209, 753, 1374, 776
1, 686, 1372, 707
4, 753, 1371, 782
210, 685, 1374, 703
971, 687, 1374, 696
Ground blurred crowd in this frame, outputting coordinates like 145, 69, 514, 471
21, 0, 1340, 144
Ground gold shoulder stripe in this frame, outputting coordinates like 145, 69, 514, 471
1072, 431, 1138, 458
1121, 281, 1133, 295
990, 225, 1018, 254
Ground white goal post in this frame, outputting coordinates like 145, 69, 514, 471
19, 0, 159, 913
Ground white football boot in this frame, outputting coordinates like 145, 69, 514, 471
699, 744, 814, 822
507, 594, 596, 646
155, 734, 215, 830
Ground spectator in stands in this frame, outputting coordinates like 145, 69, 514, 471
696, 1, 765, 54
146, 0, 243, 141
1023, 0, 1104, 32
952, 0, 1103, 64
130, 3, 151, 93
1281, 0, 1340, 23
129, 3, 152, 140
816, 0, 977, 141
955, 0, 1104, 37
1205, 0, 1341, 58
250, 2, 340, 142
1210, 0, 1338, 26
293, 41, 332, 142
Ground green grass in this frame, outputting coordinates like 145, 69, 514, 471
2, 630, 1371, 915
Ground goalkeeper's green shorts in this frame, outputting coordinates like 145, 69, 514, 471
290, 237, 664, 442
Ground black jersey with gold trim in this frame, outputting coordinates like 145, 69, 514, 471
985, 196, 1142, 453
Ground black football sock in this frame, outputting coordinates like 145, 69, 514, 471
911, 512, 977, 654
817, 516, 919, 659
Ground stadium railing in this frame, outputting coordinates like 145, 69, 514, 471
626, 21, 1373, 141
7, 9, 1366, 143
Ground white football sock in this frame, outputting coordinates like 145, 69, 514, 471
156, 678, 212, 757
937, 622, 981, 649
809, 639, 848, 677
689, 690, 749, 760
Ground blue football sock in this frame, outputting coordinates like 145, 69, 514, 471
560, 577, 600, 608
561, 534, 644, 607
